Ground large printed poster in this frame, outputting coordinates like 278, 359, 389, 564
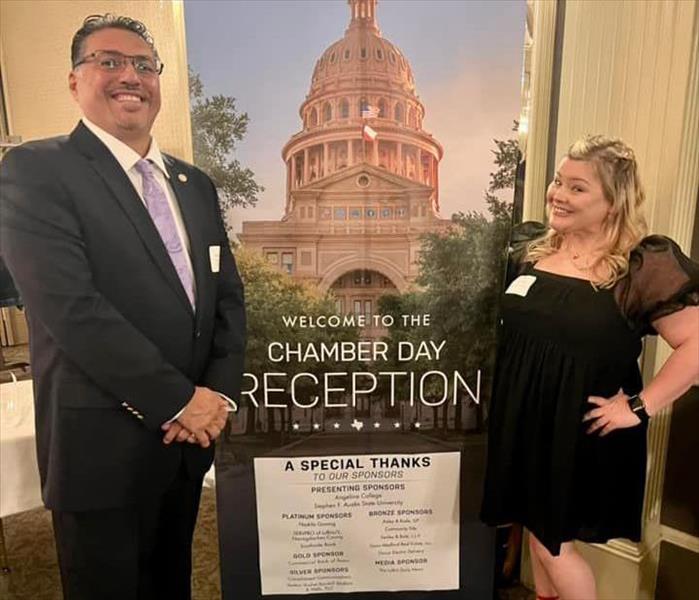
185, 0, 526, 597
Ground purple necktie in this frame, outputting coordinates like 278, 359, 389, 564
135, 159, 195, 308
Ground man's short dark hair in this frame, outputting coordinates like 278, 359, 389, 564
71, 14, 158, 67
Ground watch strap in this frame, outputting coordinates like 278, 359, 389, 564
628, 393, 650, 424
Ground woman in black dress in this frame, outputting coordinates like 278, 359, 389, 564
481, 135, 699, 600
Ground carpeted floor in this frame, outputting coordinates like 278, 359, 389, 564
0, 487, 222, 600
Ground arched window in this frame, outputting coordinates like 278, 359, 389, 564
408, 107, 416, 127
323, 102, 332, 123
394, 103, 404, 123
378, 99, 386, 118
340, 98, 350, 119
309, 108, 318, 127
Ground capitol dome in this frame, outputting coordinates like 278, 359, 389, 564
280, 0, 443, 215
298, 0, 426, 131
310, 0, 417, 98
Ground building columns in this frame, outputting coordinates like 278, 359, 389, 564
521, 0, 557, 221
291, 154, 297, 189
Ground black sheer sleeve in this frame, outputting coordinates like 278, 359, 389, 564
615, 236, 699, 335
506, 221, 548, 284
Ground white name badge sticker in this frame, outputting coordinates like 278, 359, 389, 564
505, 275, 537, 297
209, 245, 221, 273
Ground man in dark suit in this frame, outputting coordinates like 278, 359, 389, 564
0, 14, 245, 599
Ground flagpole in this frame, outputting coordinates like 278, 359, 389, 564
362, 111, 367, 163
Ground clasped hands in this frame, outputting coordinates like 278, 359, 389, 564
161, 386, 229, 448
583, 388, 641, 436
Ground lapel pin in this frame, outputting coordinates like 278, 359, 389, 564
178, 173, 188, 183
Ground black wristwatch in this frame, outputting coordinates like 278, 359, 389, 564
628, 394, 650, 424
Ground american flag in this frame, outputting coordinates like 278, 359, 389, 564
361, 104, 379, 119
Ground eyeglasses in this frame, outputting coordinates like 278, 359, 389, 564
73, 50, 164, 77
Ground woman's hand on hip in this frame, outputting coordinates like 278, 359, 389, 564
583, 389, 641, 436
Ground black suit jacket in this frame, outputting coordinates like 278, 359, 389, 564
0, 123, 245, 511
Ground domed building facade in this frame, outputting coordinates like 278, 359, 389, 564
240, 0, 449, 328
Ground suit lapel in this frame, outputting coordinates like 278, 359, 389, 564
164, 156, 208, 314
69, 123, 193, 315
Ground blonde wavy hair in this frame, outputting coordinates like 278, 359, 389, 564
526, 135, 648, 288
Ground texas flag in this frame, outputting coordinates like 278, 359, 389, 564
362, 123, 378, 142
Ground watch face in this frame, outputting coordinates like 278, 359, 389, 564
628, 395, 649, 422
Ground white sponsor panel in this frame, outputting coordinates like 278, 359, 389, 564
254, 452, 460, 595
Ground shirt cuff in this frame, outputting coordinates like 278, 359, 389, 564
165, 406, 185, 424
217, 392, 238, 412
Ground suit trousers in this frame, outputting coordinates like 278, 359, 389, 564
52, 463, 204, 600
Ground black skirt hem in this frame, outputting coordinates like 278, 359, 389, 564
480, 515, 642, 557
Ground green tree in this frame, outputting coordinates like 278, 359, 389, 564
487, 120, 521, 193
234, 247, 360, 436
189, 69, 263, 233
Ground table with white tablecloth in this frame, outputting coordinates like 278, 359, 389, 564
0, 376, 43, 518
0, 376, 217, 513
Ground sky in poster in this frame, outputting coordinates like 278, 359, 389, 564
184, 0, 526, 229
